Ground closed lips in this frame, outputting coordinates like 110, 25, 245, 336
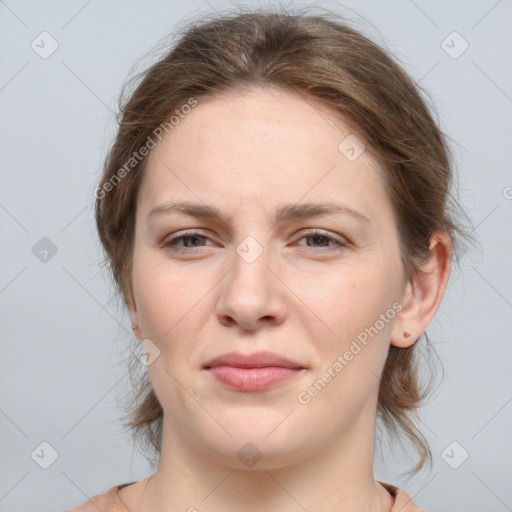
203, 351, 307, 392
203, 350, 305, 369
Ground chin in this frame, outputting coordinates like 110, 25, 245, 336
190, 417, 309, 470
200, 436, 308, 471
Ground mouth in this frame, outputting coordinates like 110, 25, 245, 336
203, 351, 307, 392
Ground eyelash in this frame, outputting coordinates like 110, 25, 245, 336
163, 230, 348, 254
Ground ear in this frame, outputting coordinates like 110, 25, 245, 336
391, 231, 452, 348
128, 300, 143, 341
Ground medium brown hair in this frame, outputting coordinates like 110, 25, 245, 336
95, 6, 473, 472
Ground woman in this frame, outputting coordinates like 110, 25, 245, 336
68, 7, 470, 511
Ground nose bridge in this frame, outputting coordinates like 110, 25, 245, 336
216, 229, 286, 328
230, 232, 272, 300
228, 202, 271, 281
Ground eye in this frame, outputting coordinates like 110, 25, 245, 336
295, 230, 348, 252
163, 231, 212, 254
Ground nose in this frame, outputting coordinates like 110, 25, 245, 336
215, 240, 288, 331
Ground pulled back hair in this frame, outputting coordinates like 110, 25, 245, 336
95, 6, 474, 472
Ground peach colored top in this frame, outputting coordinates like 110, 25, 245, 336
65, 480, 424, 511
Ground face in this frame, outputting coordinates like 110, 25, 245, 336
130, 87, 408, 468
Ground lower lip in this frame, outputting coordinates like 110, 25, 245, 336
206, 365, 305, 391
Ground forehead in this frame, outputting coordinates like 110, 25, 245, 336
138, 87, 393, 227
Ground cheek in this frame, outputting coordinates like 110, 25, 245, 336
290, 260, 397, 341
132, 248, 206, 334
132, 257, 210, 411
291, 267, 397, 418
290, 259, 401, 407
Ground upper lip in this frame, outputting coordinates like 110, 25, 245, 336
203, 351, 305, 369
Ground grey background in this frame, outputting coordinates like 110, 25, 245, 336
1, 0, 511, 511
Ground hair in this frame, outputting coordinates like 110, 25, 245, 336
95, 5, 475, 473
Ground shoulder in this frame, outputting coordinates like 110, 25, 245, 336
64, 482, 134, 512
378, 481, 427, 512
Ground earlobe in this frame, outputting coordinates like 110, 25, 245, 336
390, 231, 452, 349
130, 320, 143, 340
129, 306, 142, 340
390, 278, 420, 348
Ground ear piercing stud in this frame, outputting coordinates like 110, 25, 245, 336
132, 323, 140, 329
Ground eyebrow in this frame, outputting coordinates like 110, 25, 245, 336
147, 200, 372, 226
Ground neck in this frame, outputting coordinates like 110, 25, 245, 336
130, 411, 394, 512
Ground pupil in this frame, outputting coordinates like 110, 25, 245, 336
311, 235, 326, 246
185, 236, 201, 247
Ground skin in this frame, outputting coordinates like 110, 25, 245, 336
120, 86, 452, 511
